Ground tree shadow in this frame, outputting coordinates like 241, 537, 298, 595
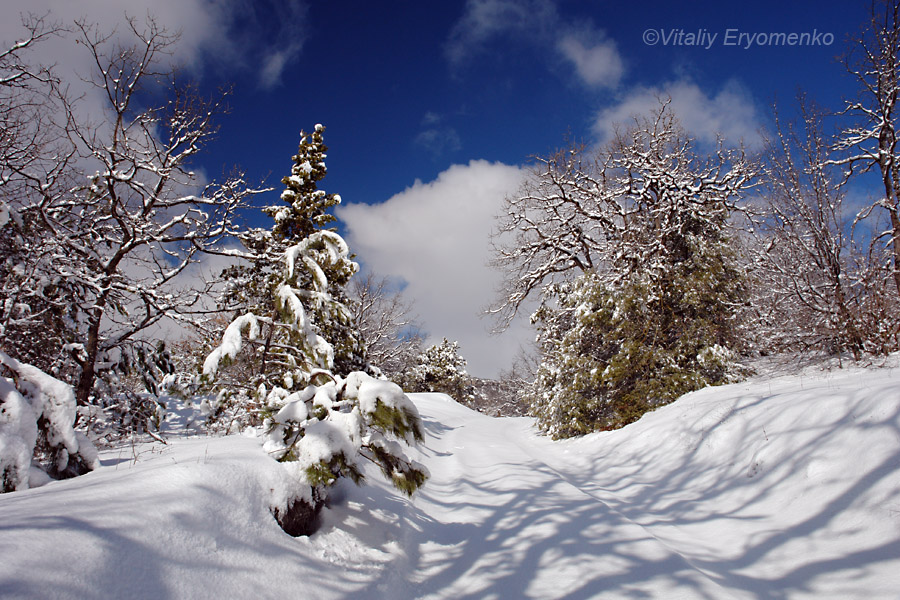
534, 375, 900, 598
324, 407, 740, 599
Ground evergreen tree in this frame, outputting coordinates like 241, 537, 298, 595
530, 240, 745, 438
496, 102, 756, 438
204, 127, 427, 535
210, 125, 365, 427
398, 338, 473, 403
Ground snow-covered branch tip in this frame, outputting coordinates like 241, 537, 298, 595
202, 313, 260, 380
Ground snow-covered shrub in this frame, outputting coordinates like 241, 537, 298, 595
260, 371, 427, 535
204, 315, 429, 536
0, 350, 98, 492
397, 338, 474, 404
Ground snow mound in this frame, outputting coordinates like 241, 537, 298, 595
2, 364, 900, 599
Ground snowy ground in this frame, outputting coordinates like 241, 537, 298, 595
2, 360, 899, 599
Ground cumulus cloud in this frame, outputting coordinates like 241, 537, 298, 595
337, 160, 533, 378
593, 80, 763, 148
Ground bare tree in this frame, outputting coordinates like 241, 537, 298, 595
60, 18, 264, 408
490, 99, 757, 327
833, 0, 900, 297
0, 15, 82, 376
752, 100, 871, 358
0, 17, 263, 420
348, 271, 424, 376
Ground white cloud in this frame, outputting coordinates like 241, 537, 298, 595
0, 2, 229, 133
415, 128, 462, 156
0, 1, 308, 91
414, 112, 461, 157
444, 0, 556, 66
337, 160, 534, 378
1, 1, 227, 70
259, 45, 304, 90
445, 0, 624, 89
593, 80, 763, 147
557, 35, 623, 89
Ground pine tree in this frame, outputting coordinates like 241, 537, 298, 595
497, 102, 756, 438
210, 125, 365, 427
530, 236, 746, 438
204, 127, 427, 535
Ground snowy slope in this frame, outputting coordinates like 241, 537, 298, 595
1, 362, 899, 599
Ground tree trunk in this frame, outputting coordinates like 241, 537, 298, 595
75, 312, 102, 407
890, 208, 900, 297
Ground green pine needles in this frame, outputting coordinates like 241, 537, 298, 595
204, 126, 427, 534
501, 103, 757, 439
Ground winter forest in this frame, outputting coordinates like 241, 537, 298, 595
2, 2, 900, 599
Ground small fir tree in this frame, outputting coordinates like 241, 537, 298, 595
210, 125, 365, 428
204, 126, 427, 535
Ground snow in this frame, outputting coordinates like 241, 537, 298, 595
2, 361, 899, 598
0, 377, 37, 492
295, 413, 362, 467
0, 351, 98, 489
349, 371, 419, 417
201, 313, 260, 379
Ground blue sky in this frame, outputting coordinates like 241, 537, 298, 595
199, 0, 862, 207
2, 0, 874, 377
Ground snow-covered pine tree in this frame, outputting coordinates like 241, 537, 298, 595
204, 127, 427, 535
209, 125, 365, 427
397, 338, 474, 404
496, 102, 756, 438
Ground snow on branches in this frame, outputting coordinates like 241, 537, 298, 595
497, 101, 757, 437
0, 350, 98, 492
0, 17, 266, 435
490, 99, 757, 327
831, 1, 900, 297
204, 235, 428, 534
202, 127, 426, 535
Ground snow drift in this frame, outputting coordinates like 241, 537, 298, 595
1, 360, 898, 599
